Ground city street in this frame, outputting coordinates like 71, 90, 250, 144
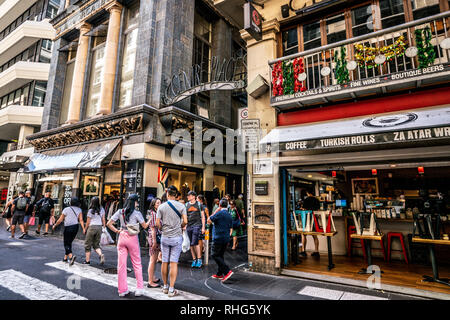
0, 225, 423, 301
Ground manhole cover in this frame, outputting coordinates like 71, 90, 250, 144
104, 268, 132, 274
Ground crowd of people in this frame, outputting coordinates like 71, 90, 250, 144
1, 186, 247, 298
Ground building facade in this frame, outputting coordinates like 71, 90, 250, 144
0, 0, 60, 209
214, 0, 450, 296
24, 0, 246, 219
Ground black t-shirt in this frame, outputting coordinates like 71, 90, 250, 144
13, 197, 30, 214
36, 197, 55, 215
25, 197, 34, 216
186, 201, 203, 228
303, 196, 320, 211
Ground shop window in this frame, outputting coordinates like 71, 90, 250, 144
282, 28, 298, 56
85, 41, 105, 119
303, 21, 321, 50
380, 0, 405, 29
326, 13, 346, 45
191, 94, 210, 118
118, 3, 139, 109
352, 4, 374, 37
164, 168, 202, 202
31, 81, 47, 107
410, 0, 440, 20
59, 60, 75, 125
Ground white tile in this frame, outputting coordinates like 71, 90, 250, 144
297, 286, 344, 300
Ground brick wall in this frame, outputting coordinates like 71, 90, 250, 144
248, 254, 279, 275
253, 228, 275, 253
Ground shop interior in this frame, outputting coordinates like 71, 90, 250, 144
166, 168, 202, 202
285, 164, 450, 294
36, 173, 74, 217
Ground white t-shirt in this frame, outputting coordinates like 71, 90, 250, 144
62, 206, 82, 227
87, 207, 105, 226
110, 209, 144, 230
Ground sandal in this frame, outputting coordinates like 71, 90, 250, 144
147, 282, 160, 288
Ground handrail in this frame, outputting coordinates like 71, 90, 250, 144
269, 11, 450, 65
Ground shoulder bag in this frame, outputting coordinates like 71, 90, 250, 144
122, 209, 140, 236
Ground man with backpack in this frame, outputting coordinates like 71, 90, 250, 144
156, 186, 188, 297
23, 191, 34, 236
10, 191, 30, 239
185, 191, 205, 268
35, 192, 55, 236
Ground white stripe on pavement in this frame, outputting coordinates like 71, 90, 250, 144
46, 261, 208, 300
0, 269, 87, 300
297, 286, 388, 300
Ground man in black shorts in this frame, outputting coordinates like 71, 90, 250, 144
10, 191, 29, 239
35, 192, 54, 236
186, 191, 205, 268
23, 190, 34, 236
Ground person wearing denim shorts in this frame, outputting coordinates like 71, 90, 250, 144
156, 186, 187, 297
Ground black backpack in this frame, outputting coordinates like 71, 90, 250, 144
40, 199, 51, 214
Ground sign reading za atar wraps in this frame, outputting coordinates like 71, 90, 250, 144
264, 126, 450, 152
271, 64, 450, 104
244, 2, 263, 41
260, 109, 450, 152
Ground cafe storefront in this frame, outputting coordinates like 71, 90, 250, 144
249, 105, 450, 297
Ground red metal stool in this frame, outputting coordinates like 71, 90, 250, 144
387, 232, 409, 264
348, 226, 367, 260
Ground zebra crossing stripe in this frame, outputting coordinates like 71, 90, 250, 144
0, 269, 87, 300
46, 261, 208, 300
297, 286, 388, 300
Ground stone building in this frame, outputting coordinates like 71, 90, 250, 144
0, 0, 59, 209
214, 0, 450, 297
24, 0, 246, 217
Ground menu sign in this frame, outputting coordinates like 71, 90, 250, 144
265, 126, 450, 152
271, 64, 450, 105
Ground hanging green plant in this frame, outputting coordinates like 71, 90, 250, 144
415, 26, 436, 68
334, 46, 349, 84
282, 60, 295, 95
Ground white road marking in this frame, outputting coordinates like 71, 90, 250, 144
298, 286, 388, 300
298, 286, 344, 300
46, 261, 208, 300
340, 292, 388, 300
0, 269, 87, 300
6, 242, 26, 246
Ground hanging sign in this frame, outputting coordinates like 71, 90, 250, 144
163, 55, 246, 105
244, 2, 263, 41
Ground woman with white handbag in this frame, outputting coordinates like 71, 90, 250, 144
107, 193, 151, 297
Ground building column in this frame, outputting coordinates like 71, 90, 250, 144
97, 3, 123, 116
66, 23, 91, 124
17, 125, 34, 149
203, 165, 214, 192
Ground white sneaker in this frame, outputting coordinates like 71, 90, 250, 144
118, 290, 130, 297
134, 289, 144, 297
8, 235, 14, 239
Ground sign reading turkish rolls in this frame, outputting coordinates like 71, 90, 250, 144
244, 2, 262, 41
264, 126, 450, 152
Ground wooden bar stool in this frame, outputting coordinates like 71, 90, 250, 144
348, 226, 367, 260
387, 232, 409, 264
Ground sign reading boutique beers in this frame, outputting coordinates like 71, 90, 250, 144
244, 2, 262, 41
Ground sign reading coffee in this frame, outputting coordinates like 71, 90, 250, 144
244, 2, 263, 41
265, 126, 450, 152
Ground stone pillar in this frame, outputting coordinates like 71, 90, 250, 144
210, 19, 232, 127
65, 23, 91, 124
41, 37, 68, 131
17, 125, 34, 149
97, 3, 123, 116
132, 0, 195, 109
203, 165, 214, 191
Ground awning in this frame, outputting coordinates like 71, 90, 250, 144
260, 106, 450, 152
24, 138, 122, 173
0, 147, 34, 171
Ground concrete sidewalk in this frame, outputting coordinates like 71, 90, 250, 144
0, 217, 429, 300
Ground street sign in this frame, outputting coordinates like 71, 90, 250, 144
244, 2, 262, 41
241, 119, 260, 152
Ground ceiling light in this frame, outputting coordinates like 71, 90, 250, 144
390, 164, 396, 168
307, 174, 313, 178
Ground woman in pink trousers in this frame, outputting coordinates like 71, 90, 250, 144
107, 193, 150, 297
